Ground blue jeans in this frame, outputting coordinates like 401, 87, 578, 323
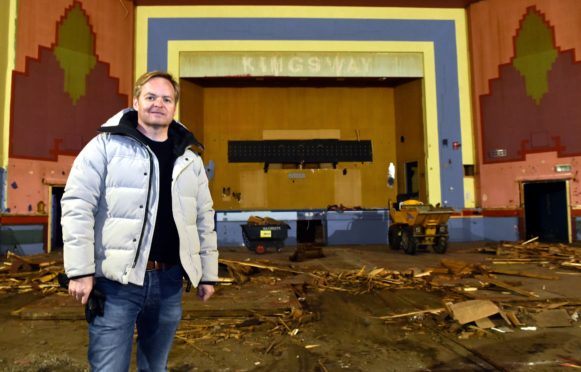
88, 265, 184, 372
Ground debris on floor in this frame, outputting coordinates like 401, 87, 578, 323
0, 252, 62, 295
3, 239, 581, 344
220, 251, 581, 339
446, 299, 501, 325
478, 239, 581, 271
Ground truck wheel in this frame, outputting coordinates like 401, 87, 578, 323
388, 225, 402, 250
433, 236, 448, 254
400, 228, 417, 255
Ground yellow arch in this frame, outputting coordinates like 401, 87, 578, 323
1, 0, 17, 170
167, 40, 440, 202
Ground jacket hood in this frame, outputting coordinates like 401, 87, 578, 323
99, 108, 204, 155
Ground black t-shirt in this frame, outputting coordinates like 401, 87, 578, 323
143, 136, 180, 265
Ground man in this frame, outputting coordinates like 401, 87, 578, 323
61, 71, 219, 371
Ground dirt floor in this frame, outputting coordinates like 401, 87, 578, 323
1, 242, 581, 371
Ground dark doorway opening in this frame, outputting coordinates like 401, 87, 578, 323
297, 220, 325, 245
523, 180, 569, 243
404, 161, 419, 199
51, 186, 65, 251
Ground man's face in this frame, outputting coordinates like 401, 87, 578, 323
133, 77, 177, 129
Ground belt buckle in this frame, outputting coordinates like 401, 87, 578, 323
147, 260, 173, 271
146, 260, 158, 271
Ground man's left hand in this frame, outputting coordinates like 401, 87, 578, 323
197, 284, 215, 301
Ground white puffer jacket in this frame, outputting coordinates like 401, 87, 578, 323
61, 109, 218, 286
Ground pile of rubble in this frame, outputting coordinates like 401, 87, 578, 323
480, 238, 581, 272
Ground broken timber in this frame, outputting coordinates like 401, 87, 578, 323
475, 275, 539, 298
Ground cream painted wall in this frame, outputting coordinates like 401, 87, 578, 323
193, 85, 398, 210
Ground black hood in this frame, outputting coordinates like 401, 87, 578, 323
99, 109, 204, 156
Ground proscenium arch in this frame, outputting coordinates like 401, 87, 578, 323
134, 6, 474, 208
166, 41, 439, 204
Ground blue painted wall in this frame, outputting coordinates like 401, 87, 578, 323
448, 216, 520, 242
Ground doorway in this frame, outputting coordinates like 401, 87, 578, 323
523, 180, 569, 243
404, 161, 420, 199
297, 219, 325, 245
49, 186, 65, 252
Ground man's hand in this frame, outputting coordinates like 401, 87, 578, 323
68, 276, 94, 304
197, 284, 215, 302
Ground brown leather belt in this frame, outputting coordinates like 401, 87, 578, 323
146, 260, 176, 271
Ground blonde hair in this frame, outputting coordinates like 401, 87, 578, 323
133, 71, 180, 103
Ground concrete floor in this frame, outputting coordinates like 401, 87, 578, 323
2, 241, 581, 371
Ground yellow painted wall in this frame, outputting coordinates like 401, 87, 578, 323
394, 79, 426, 201
180, 79, 205, 147
181, 85, 398, 210
0, 0, 15, 169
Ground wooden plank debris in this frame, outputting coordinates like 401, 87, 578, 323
440, 259, 477, 276
0, 252, 62, 295
504, 310, 523, 326
474, 317, 495, 329
561, 262, 581, 271
522, 236, 539, 245
475, 275, 539, 298
377, 307, 447, 320
484, 268, 559, 280
447, 300, 500, 325
486, 241, 581, 271
4, 238, 581, 344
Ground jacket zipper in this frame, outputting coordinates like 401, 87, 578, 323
132, 145, 155, 268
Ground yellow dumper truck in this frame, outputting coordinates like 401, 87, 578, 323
388, 200, 454, 255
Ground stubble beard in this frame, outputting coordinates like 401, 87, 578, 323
144, 121, 170, 130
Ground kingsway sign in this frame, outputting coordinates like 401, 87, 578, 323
180, 52, 423, 78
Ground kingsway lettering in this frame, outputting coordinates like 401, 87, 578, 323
241, 55, 372, 76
